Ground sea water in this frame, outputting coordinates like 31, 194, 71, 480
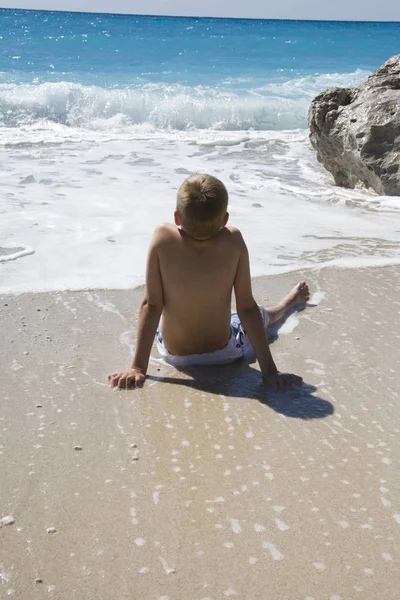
1, 10, 400, 293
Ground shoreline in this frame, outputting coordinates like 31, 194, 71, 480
1, 265, 399, 599
2, 256, 400, 297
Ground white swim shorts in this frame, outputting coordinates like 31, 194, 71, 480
156, 307, 269, 368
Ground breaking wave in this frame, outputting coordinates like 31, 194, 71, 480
0, 69, 370, 131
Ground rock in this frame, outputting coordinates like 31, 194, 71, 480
73, 445, 83, 451
309, 55, 400, 196
46, 526, 57, 534
1, 515, 15, 526
35, 578, 43, 584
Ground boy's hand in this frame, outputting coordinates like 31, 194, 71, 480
108, 368, 146, 390
263, 372, 303, 392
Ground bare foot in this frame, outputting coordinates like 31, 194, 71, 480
265, 282, 311, 326
283, 281, 310, 311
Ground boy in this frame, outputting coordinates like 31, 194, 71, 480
109, 174, 309, 391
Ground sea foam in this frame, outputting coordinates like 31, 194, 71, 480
1, 129, 399, 294
0, 70, 369, 132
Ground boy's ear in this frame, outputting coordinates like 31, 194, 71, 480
174, 210, 181, 226
223, 212, 229, 227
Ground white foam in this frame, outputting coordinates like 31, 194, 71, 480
1, 128, 399, 294
85, 293, 125, 320
159, 557, 176, 575
278, 314, 300, 335
262, 541, 284, 560
0, 71, 370, 131
0, 245, 35, 263
229, 518, 242, 534
275, 518, 290, 531
134, 537, 146, 547
309, 291, 326, 306
382, 552, 392, 561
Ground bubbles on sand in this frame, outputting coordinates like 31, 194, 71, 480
134, 537, 146, 547
275, 518, 290, 531
229, 518, 242, 534
313, 562, 326, 571
262, 542, 284, 560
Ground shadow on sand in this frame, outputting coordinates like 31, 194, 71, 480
147, 361, 333, 420
147, 300, 333, 420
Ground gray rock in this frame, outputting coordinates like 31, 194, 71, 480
309, 55, 400, 196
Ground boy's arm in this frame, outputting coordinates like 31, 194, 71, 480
109, 229, 164, 389
233, 232, 301, 391
131, 233, 164, 374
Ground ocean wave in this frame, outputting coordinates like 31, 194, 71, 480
0, 70, 370, 131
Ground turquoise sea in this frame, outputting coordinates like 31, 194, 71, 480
1, 10, 400, 292
1, 11, 400, 129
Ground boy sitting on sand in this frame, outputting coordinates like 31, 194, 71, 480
109, 174, 309, 391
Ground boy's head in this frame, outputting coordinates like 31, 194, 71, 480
175, 174, 229, 240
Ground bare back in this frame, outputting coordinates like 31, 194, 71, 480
150, 224, 243, 355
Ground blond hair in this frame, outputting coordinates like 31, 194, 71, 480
176, 174, 228, 239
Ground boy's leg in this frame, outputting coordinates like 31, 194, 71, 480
266, 282, 310, 325
238, 282, 310, 360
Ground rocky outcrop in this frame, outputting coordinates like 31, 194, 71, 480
309, 55, 400, 196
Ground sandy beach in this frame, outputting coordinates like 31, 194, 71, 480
1, 266, 399, 599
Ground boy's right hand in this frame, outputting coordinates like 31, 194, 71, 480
263, 372, 303, 392
108, 368, 146, 390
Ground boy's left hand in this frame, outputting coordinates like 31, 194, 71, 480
108, 369, 146, 390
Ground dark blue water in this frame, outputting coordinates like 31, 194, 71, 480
1, 10, 400, 85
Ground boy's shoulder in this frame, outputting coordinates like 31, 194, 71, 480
152, 222, 179, 243
154, 222, 176, 234
225, 225, 243, 238
225, 226, 246, 247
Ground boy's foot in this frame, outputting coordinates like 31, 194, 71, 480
284, 281, 310, 311
267, 282, 310, 326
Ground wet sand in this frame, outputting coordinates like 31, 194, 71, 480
1, 266, 399, 599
